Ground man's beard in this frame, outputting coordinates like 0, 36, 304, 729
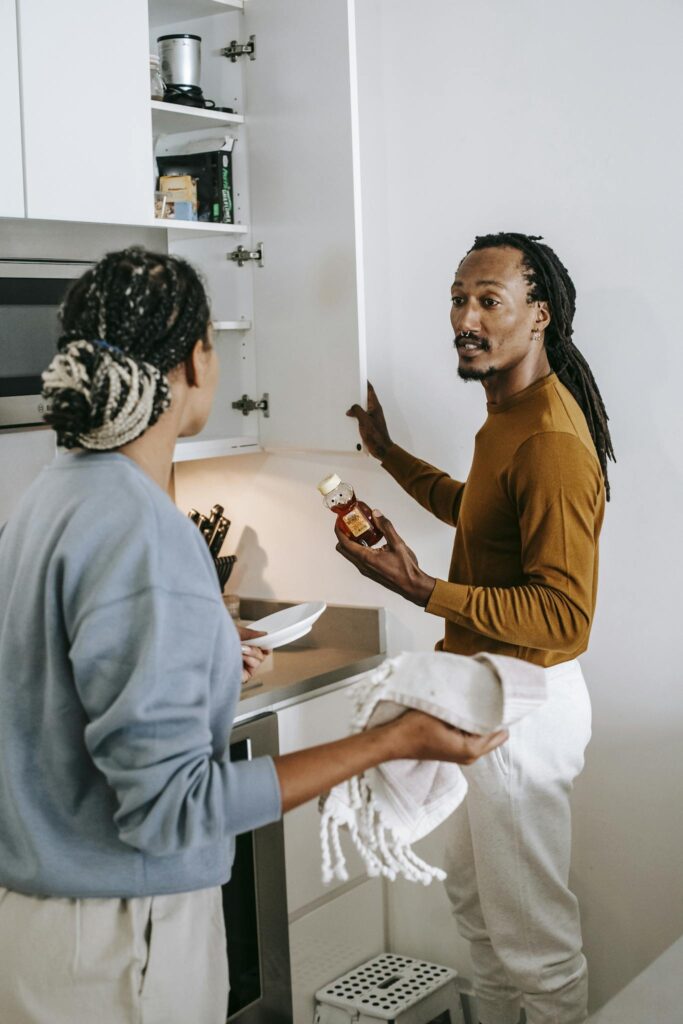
454, 332, 496, 381
458, 364, 498, 381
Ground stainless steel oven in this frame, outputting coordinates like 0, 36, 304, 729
226, 713, 292, 1023
0, 259, 93, 430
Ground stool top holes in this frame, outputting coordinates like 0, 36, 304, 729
315, 954, 459, 1018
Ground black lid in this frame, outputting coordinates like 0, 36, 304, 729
157, 33, 201, 42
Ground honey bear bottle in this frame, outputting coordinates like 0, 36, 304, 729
317, 473, 384, 547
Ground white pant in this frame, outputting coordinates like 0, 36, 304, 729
0, 886, 228, 1024
443, 659, 591, 1024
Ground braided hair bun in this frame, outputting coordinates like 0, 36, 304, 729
42, 339, 171, 450
42, 247, 210, 450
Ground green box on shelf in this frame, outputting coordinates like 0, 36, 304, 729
157, 147, 234, 224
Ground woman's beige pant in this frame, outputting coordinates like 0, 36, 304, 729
0, 885, 228, 1024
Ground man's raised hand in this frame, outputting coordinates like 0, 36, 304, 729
346, 382, 393, 460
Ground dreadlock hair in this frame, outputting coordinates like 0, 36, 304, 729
468, 232, 616, 500
42, 247, 211, 450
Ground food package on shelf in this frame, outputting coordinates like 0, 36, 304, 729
158, 174, 198, 220
156, 137, 235, 224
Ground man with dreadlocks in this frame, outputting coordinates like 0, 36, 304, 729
340, 233, 615, 1024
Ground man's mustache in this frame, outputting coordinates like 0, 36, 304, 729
454, 331, 491, 351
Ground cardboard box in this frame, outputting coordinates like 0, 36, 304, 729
158, 174, 198, 219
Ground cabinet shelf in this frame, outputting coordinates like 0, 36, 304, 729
173, 434, 260, 463
151, 100, 243, 135
212, 320, 252, 331
151, 218, 248, 238
149, 0, 243, 27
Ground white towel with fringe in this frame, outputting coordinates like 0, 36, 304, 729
319, 651, 547, 886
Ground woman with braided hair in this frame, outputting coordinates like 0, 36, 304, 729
341, 233, 612, 1024
0, 246, 505, 1023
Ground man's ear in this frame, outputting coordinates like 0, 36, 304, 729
536, 300, 551, 331
184, 338, 209, 388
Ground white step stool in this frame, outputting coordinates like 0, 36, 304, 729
314, 953, 465, 1024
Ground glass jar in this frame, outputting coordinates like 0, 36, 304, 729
224, 594, 241, 622
149, 55, 165, 101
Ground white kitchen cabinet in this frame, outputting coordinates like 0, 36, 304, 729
7, 0, 367, 455
18, 0, 152, 225
278, 682, 372, 915
278, 681, 386, 1023
289, 879, 385, 1024
0, 0, 25, 217
152, 0, 367, 458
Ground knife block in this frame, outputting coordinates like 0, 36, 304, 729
214, 555, 236, 593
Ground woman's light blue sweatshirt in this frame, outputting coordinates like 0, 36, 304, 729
0, 450, 281, 898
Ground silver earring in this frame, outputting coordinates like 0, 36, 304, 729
531, 329, 540, 342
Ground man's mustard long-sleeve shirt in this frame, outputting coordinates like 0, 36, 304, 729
381, 373, 605, 667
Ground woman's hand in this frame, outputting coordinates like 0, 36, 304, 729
346, 382, 393, 460
386, 709, 508, 765
238, 626, 269, 684
275, 707, 507, 812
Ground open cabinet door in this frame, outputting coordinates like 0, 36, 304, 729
0, 0, 25, 217
244, 0, 367, 453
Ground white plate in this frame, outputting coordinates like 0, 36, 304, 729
246, 601, 327, 650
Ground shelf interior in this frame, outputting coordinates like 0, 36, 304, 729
151, 100, 244, 135
151, 218, 248, 238
149, 0, 243, 27
173, 434, 260, 462
212, 320, 252, 331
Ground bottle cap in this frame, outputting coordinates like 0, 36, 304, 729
317, 473, 342, 496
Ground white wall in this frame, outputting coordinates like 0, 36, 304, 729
175, 0, 683, 1011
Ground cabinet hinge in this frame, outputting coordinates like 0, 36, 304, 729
232, 393, 269, 418
221, 35, 256, 62
227, 243, 264, 268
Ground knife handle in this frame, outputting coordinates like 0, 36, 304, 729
206, 503, 225, 547
196, 514, 213, 544
209, 516, 231, 557
208, 503, 224, 526
188, 508, 202, 525
210, 516, 230, 556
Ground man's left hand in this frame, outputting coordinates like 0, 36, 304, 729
334, 511, 436, 607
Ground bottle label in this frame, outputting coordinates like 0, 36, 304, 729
343, 508, 371, 537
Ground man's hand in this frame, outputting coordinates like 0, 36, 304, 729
335, 511, 436, 607
346, 382, 393, 460
238, 626, 269, 684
